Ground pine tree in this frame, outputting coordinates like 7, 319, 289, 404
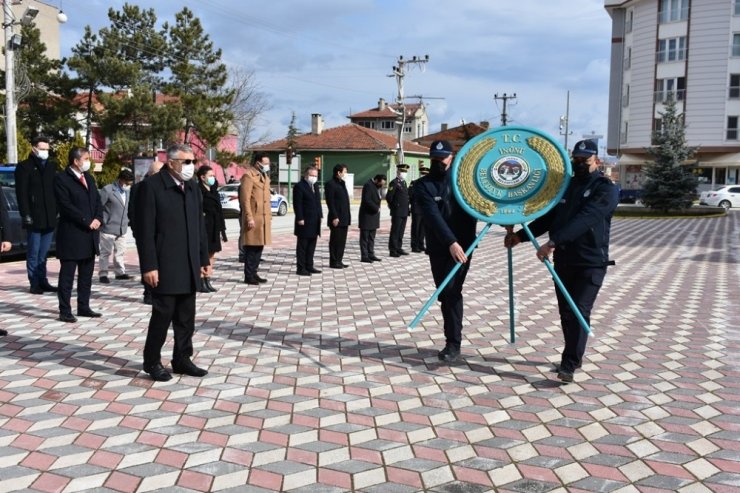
642, 97, 699, 211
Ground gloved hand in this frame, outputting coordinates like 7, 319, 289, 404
22, 215, 33, 227
221, 231, 228, 242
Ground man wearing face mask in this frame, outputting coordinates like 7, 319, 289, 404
98, 168, 135, 284
293, 166, 323, 275
415, 140, 477, 362
505, 140, 618, 383
135, 144, 210, 381
358, 174, 386, 263
386, 163, 411, 257
14, 135, 59, 295
324, 163, 351, 268
239, 153, 272, 285
53, 147, 104, 323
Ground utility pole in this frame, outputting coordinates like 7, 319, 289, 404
389, 55, 429, 166
4, 1, 18, 164
494, 92, 517, 126
559, 90, 573, 149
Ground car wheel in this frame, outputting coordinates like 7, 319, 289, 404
719, 200, 731, 211
278, 202, 288, 216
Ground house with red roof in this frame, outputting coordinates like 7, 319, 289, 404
348, 98, 428, 141
414, 121, 491, 153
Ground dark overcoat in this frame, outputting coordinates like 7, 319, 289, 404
53, 167, 104, 261
386, 176, 409, 217
324, 177, 351, 227
358, 179, 381, 230
135, 171, 209, 295
293, 179, 322, 238
14, 153, 58, 230
199, 182, 226, 254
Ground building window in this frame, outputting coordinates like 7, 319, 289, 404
728, 116, 739, 140
735, 0, 740, 15
659, 0, 689, 23
734, 34, 740, 57
652, 118, 663, 145
621, 121, 629, 144
730, 74, 740, 98
657, 36, 687, 62
624, 47, 632, 70
403, 124, 412, 134
625, 9, 634, 33
622, 84, 630, 107
381, 120, 395, 130
655, 77, 686, 102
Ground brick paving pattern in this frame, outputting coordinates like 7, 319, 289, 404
0, 212, 738, 492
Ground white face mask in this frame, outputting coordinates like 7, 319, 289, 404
307, 176, 318, 185
80, 160, 91, 172
262, 165, 270, 174
400, 172, 408, 181
180, 164, 195, 181
122, 185, 131, 192
36, 149, 49, 160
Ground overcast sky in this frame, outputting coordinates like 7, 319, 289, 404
55, 0, 613, 151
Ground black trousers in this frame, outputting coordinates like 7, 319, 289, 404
296, 236, 317, 272
243, 245, 264, 280
57, 257, 95, 316
389, 215, 408, 254
328, 225, 348, 266
143, 292, 196, 367
359, 229, 377, 260
429, 252, 471, 347
410, 212, 425, 251
554, 265, 606, 372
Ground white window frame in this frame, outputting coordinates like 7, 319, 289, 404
625, 9, 634, 33
655, 77, 686, 102
735, 0, 740, 16
730, 74, 740, 99
659, 0, 689, 23
728, 116, 739, 140
624, 47, 632, 70
733, 34, 740, 57
657, 36, 687, 63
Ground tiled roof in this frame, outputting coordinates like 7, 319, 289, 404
252, 124, 428, 154
349, 103, 422, 119
414, 122, 491, 151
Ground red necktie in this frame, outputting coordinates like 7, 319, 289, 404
79, 174, 87, 189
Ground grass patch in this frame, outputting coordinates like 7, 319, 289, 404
614, 205, 727, 218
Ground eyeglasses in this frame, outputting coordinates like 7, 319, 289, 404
173, 158, 197, 165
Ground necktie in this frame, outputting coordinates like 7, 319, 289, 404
79, 174, 87, 189
179, 182, 185, 192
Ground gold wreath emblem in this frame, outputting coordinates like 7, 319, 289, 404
457, 137, 496, 216
523, 137, 566, 215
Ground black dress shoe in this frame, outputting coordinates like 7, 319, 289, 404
389, 253, 401, 258
198, 280, 211, 293
244, 277, 260, 285
30, 286, 44, 295
144, 363, 172, 382
296, 270, 311, 276
557, 370, 575, 383
437, 344, 461, 362
254, 275, 267, 283
340, 263, 349, 268
369, 256, 381, 262
0, 328, 7, 336
99, 276, 110, 284
172, 359, 208, 377
360, 258, 373, 263
307, 268, 322, 274
77, 309, 102, 318
412, 249, 422, 253
330, 264, 343, 269
115, 274, 134, 280
204, 278, 218, 292
58, 313, 78, 323
41, 282, 58, 292
399, 250, 410, 255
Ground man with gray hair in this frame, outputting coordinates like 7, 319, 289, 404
135, 144, 210, 382
98, 168, 135, 284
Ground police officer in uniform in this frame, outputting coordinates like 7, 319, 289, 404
386, 163, 410, 257
409, 164, 429, 252
505, 140, 618, 383
415, 140, 477, 362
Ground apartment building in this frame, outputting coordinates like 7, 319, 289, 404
604, 0, 740, 191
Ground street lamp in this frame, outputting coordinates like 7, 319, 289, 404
3, 3, 65, 164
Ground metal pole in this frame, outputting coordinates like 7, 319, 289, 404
4, 1, 18, 164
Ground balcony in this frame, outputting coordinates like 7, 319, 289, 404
654, 90, 686, 103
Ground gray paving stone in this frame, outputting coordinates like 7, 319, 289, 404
120, 462, 180, 478
293, 441, 345, 453
581, 453, 633, 467
354, 439, 406, 452
430, 482, 491, 493
570, 477, 627, 492
256, 459, 314, 474
502, 478, 560, 493
646, 451, 696, 464
457, 457, 506, 471
477, 437, 525, 450
392, 458, 446, 472
636, 474, 692, 490
326, 459, 379, 474
705, 472, 740, 487
361, 483, 419, 493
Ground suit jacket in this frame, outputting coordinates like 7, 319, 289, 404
239, 166, 272, 246
386, 176, 409, 217
324, 177, 351, 227
135, 171, 209, 295
99, 182, 130, 236
53, 167, 104, 260
293, 179, 322, 238
14, 153, 58, 231
358, 179, 381, 230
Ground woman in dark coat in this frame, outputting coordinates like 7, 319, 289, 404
196, 165, 227, 292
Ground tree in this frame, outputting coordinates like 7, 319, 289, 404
227, 67, 271, 153
642, 97, 699, 211
163, 7, 234, 153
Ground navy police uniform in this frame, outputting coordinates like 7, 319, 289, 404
386, 164, 410, 256
408, 166, 428, 252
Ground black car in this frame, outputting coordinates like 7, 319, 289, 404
0, 185, 56, 260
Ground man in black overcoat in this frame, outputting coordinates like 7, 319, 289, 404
293, 166, 323, 275
324, 163, 351, 269
386, 163, 410, 256
53, 147, 104, 323
135, 144, 210, 382
358, 174, 386, 263
409, 165, 429, 252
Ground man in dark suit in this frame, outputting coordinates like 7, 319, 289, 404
53, 147, 104, 323
135, 144, 210, 382
293, 165, 323, 275
358, 174, 386, 263
386, 163, 410, 257
14, 135, 59, 294
409, 164, 429, 252
324, 163, 351, 269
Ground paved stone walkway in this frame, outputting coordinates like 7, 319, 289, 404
0, 212, 738, 492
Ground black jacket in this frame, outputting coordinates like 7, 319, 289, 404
293, 179, 322, 238
358, 179, 382, 230
14, 153, 58, 231
53, 167, 104, 261
386, 176, 409, 217
135, 172, 209, 295
415, 163, 477, 256
199, 182, 226, 248
324, 177, 351, 227
520, 170, 619, 267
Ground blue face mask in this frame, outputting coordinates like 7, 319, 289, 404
206, 176, 216, 186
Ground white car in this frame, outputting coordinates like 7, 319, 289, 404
699, 186, 740, 210
218, 183, 289, 217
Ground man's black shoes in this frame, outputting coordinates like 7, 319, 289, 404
437, 344, 461, 362
557, 370, 575, 383
41, 282, 58, 292
30, 286, 44, 295
399, 250, 410, 256
369, 256, 381, 262
307, 268, 322, 274
244, 277, 260, 285
172, 358, 208, 377
360, 258, 373, 263
58, 313, 77, 323
0, 328, 7, 336
296, 270, 311, 276
99, 276, 110, 284
78, 309, 102, 318
115, 274, 134, 280
254, 275, 268, 283
144, 363, 172, 382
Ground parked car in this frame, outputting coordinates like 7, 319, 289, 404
699, 186, 740, 210
217, 183, 289, 218
1, 186, 56, 260
0, 165, 16, 187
